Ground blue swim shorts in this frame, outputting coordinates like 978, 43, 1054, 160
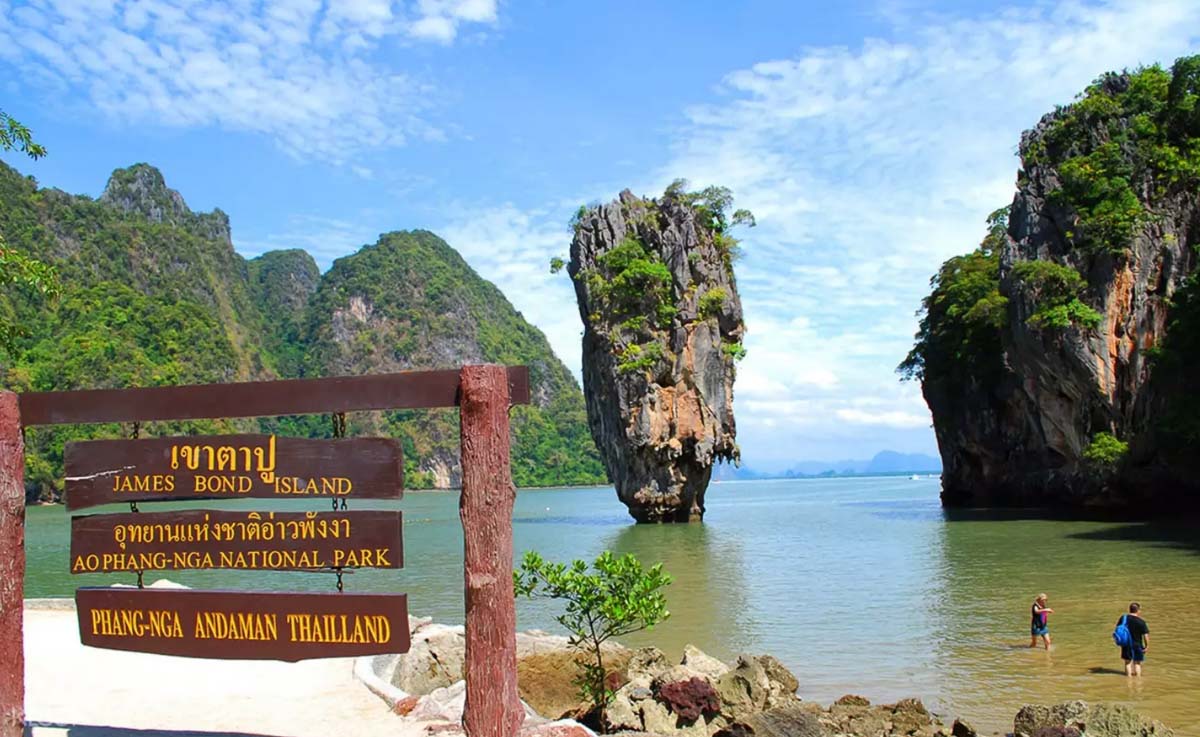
1121, 645, 1145, 662
1031, 625, 1049, 636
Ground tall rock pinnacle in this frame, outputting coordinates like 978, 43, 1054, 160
566, 183, 750, 522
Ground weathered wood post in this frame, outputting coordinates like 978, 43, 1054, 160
458, 365, 522, 737
0, 392, 25, 737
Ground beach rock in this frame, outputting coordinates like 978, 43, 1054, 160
627, 647, 673, 680
389, 623, 465, 694
519, 720, 597, 737
518, 645, 634, 720
656, 677, 721, 722
567, 186, 745, 522
715, 655, 802, 721
639, 698, 707, 736
681, 644, 730, 680
605, 689, 644, 731
889, 698, 935, 735
404, 680, 545, 725
951, 718, 978, 737
712, 703, 824, 737
1014, 701, 1173, 737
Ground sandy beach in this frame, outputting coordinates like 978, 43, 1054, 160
22, 601, 432, 737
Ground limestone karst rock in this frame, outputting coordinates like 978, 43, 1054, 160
912, 59, 1200, 509
567, 184, 748, 522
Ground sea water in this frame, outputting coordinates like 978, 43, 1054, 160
24, 477, 1200, 733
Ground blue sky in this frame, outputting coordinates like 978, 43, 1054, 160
2, 0, 1199, 471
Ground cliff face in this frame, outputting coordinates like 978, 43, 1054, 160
568, 186, 747, 522
304, 230, 604, 490
918, 59, 1200, 510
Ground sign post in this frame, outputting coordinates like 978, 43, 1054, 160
0, 392, 24, 737
459, 365, 522, 737
0, 366, 530, 737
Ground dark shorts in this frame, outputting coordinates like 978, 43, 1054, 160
1121, 645, 1146, 662
1031, 625, 1049, 636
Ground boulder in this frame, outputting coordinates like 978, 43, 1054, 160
519, 720, 597, 737
951, 718, 978, 737
681, 644, 730, 680
388, 623, 465, 694
713, 703, 824, 737
626, 647, 673, 680
1014, 701, 1174, 737
889, 697, 935, 735
656, 677, 721, 722
518, 646, 635, 721
403, 680, 545, 725
715, 655, 801, 722
638, 698, 707, 737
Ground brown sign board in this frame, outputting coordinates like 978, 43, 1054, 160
70, 510, 403, 574
64, 435, 402, 510
76, 587, 410, 661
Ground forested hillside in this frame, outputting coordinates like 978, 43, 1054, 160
0, 162, 604, 499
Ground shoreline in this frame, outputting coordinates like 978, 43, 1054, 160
20, 600, 1179, 736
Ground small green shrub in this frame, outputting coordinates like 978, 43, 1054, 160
616, 342, 663, 374
1012, 261, 1102, 330
549, 256, 565, 274
514, 550, 671, 732
721, 341, 747, 361
1082, 431, 1129, 466
698, 288, 727, 319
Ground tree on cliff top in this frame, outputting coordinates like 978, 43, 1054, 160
898, 208, 1008, 385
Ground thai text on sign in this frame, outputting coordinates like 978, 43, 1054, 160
70, 510, 403, 573
64, 435, 403, 510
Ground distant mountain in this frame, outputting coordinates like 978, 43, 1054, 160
0, 161, 605, 499
713, 451, 942, 481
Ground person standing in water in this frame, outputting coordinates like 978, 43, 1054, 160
1119, 602, 1150, 676
1029, 593, 1054, 649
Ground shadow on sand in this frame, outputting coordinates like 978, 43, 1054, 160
26, 723, 278, 737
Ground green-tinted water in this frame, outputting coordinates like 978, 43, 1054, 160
22, 478, 1200, 733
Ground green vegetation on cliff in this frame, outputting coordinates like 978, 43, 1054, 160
0, 161, 604, 499
305, 230, 604, 489
1027, 57, 1200, 254
899, 208, 1008, 385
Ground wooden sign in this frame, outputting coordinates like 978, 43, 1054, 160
76, 587, 410, 660
65, 435, 403, 510
70, 510, 403, 574
19, 366, 531, 425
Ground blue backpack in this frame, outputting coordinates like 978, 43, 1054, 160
1113, 615, 1133, 647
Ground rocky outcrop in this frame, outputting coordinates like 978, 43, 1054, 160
1013, 700, 1174, 737
567, 186, 747, 522
921, 59, 1200, 510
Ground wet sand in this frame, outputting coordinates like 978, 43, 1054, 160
23, 602, 431, 737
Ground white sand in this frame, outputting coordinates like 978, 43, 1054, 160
23, 603, 434, 737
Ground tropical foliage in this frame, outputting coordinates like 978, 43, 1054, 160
0, 161, 604, 498
514, 550, 671, 732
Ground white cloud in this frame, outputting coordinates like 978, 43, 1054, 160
646, 0, 1200, 464
432, 0, 1200, 466
0, 0, 500, 163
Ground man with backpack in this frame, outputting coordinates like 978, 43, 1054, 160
1114, 602, 1150, 676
